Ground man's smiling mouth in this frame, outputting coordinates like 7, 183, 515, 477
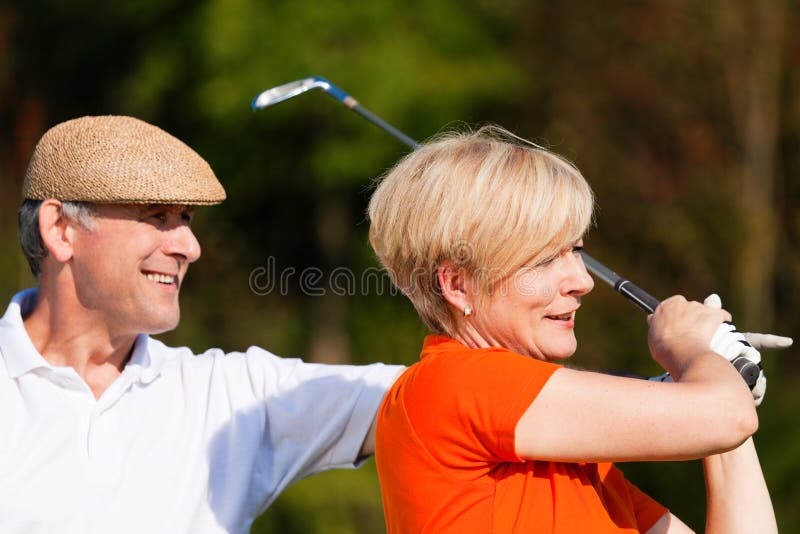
143, 271, 177, 285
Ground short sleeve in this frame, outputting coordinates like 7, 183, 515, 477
243, 347, 403, 473
404, 347, 559, 467
626, 474, 670, 531
597, 463, 669, 532
203, 345, 403, 517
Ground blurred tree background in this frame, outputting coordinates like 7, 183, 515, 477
1, 0, 798, 531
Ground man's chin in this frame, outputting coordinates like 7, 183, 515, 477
145, 313, 181, 335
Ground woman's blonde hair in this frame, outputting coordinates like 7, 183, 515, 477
368, 125, 594, 335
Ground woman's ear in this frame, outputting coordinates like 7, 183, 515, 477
437, 260, 474, 313
38, 199, 76, 264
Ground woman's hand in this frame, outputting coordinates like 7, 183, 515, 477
647, 295, 732, 379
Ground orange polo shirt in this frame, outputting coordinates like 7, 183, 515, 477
375, 335, 668, 533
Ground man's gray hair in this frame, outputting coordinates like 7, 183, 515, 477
18, 199, 97, 277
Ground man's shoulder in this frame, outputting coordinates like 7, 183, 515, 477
147, 337, 288, 360
144, 336, 222, 360
144, 337, 402, 393
144, 336, 297, 373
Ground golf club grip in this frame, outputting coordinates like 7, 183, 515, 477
615, 280, 661, 314
613, 279, 760, 393
731, 356, 761, 388
579, 251, 661, 314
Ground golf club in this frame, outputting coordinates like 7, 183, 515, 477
252, 76, 419, 149
251, 76, 761, 387
251, 76, 662, 314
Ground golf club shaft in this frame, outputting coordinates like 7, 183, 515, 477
252, 77, 420, 149
349, 104, 420, 149
321, 78, 420, 148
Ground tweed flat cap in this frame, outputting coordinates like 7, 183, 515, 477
22, 115, 226, 205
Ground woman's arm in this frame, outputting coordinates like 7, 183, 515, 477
643, 438, 777, 534
514, 296, 758, 463
703, 437, 777, 534
645, 512, 694, 534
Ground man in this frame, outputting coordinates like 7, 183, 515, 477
0, 115, 403, 533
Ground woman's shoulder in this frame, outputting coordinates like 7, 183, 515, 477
419, 335, 557, 373
384, 336, 562, 464
395, 335, 559, 403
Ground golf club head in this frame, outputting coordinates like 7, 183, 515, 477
251, 76, 349, 110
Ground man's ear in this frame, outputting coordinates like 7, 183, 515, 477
437, 260, 474, 313
38, 199, 76, 264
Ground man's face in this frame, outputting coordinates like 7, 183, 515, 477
68, 204, 201, 336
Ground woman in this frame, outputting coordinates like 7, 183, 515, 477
368, 126, 776, 533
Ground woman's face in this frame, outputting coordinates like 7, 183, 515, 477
466, 243, 594, 362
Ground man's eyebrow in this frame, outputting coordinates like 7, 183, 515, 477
132, 204, 159, 214
117, 204, 149, 217
140, 204, 194, 213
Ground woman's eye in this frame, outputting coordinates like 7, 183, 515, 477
534, 255, 557, 268
572, 245, 584, 254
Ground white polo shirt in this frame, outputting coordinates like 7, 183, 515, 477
0, 289, 402, 533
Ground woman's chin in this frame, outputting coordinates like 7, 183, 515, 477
542, 340, 578, 362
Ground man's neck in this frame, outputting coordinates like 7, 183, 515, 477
23, 288, 136, 399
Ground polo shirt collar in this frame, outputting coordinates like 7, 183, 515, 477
0, 289, 167, 384
0, 289, 50, 378
125, 334, 165, 384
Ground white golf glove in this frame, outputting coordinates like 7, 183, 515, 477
703, 294, 794, 351
708, 320, 765, 405
703, 294, 793, 406
648, 294, 793, 406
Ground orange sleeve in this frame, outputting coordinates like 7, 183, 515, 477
405, 347, 560, 467
626, 474, 670, 532
598, 463, 670, 532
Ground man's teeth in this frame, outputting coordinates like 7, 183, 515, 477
145, 273, 176, 284
548, 313, 572, 320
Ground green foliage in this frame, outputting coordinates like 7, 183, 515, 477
251, 461, 386, 534
1, 0, 799, 532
